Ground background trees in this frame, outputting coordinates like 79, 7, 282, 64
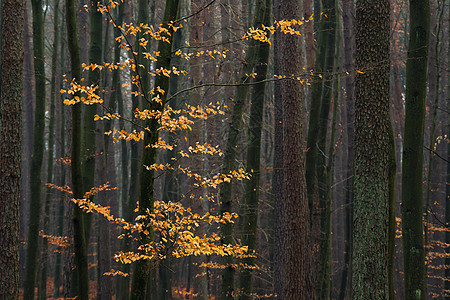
9, 0, 450, 298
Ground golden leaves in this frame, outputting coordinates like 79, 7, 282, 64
242, 16, 313, 44
39, 231, 71, 249
62, 79, 103, 105
103, 269, 129, 277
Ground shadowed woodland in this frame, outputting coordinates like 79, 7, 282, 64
0, 0, 449, 299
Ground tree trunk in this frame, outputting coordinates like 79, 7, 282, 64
53, 25, 66, 297
315, 0, 337, 296
274, 0, 311, 298
445, 5, 450, 295
130, 0, 180, 298
401, 0, 430, 295
0, 0, 23, 296
82, 0, 104, 244
111, 1, 131, 297
271, 1, 283, 297
445, 7, 450, 292
24, 0, 46, 296
338, 0, 354, 298
39, 1, 59, 297
238, 0, 271, 298
20, 2, 33, 289
66, 0, 90, 296
189, 2, 208, 298
158, 24, 182, 300
305, 0, 337, 227
351, 0, 391, 297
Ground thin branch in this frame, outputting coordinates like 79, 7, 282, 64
104, 6, 152, 104
165, 77, 289, 103
424, 146, 450, 163
174, 0, 218, 24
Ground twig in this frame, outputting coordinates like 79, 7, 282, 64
424, 145, 450, 163
174, 0, 218, 24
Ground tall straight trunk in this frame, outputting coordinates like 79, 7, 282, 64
112, 1, 131, 297
445, 8, 450, 292
125, 0, 139, 296
66, 0, 89, 297
96, 18, 113, 294
53, 27, 66, 297
130, 0, 180, 298
96, 124, 112, 300
189, 2, 208, 298
305, 0, 337, 225
24, 0, 46, 296
326, 28, 340, 298
130, 0, 151, 298
96, 11, 113, 300
271, 1, 283, 297
158, 26, 182, 300
401, 0, 430, 295
274, 0, 311, 298
424, 0, 444, 259
0, 0, 23, 296
39, 2, 60, 298
303, 0, 314, 72
315, 0, 337, 297
388, 122, 396, 300
338, 0, 354, 297
62, 105, 74, 298
351, 0, 390, 297
82, 0, 103, 242
238, 0, 271, 298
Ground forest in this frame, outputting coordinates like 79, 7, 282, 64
0, 0, 449, 298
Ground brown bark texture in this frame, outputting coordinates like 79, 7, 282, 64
351, 0, 391, 297
274, 0, 311, 298
0, 0, 24, 297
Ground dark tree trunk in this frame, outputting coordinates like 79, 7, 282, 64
39, 1, 60, 297
238, 0, 271, 298
65, 0, 90, 296
401, 0, 430, 295
24, 0, 46, 296
53, 24, 66, 297
0, 0, 23, 296
315, 1, 337, 296
338, 0, 355, 297
130, 0, 180, 298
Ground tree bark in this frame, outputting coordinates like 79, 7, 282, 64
0, 0, 23, 296
351, 0, 391, 297
274, 0, 311, 298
